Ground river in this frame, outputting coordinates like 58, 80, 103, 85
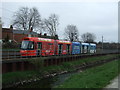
16, 70, 81, 88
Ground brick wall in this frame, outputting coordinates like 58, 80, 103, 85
13, 34, 28, 43
2, 26, 28, 43
2, 28, 13, 41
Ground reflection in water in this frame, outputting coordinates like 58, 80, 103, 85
18, 77, 57, 88
17, 71, 78, 88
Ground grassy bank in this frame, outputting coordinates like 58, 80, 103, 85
56, 59, 120, 88
2, 54, 119, 86
42, 54, 118, 73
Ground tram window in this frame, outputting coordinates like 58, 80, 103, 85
82, 45, 84, 49
21, 41, 34, 50
84, 46, 87, 50
21, 41, 29, 49
94, 46, 96, 49
87, 46, 89, 49
37, 42, 42, 49
66, 44, 70, 53
58, 44, 63, 54
48, 43, 53, 45
28, 41, 34, 49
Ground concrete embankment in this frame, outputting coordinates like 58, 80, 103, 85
104, 74, 120, 89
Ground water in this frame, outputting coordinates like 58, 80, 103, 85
17, 71, 79, 88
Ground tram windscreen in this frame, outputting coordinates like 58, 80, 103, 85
21, 41, 34, 50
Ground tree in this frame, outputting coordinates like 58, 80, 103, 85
64, 24, 79, 42
12, 7, 42, 32
0, 17, 4, 25
43, 14, 59, 36
0, 17, 2, 25
81, 32, 96, 43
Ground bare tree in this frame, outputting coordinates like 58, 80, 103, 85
81, 32, 96, 43
0, 17, 3, 25
0, 17, 2, 25
12, 7, 42, 32
64, 24, 79, 42
43, 14, 59, 36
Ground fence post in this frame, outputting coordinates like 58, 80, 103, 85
8, 50, 9, 60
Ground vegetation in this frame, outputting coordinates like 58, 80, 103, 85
29, 57, 44, 72
12, 7, 42, 32
43, 14, 59, 36
41, 54, 118, 74
0, 17, 3, 25
64, 24, 79, 41
81, 32, 96, 43
2, 42, 20, 49
56, 59, 119, 88
96, 42, 120, 50
2, 54, 119, 87
12, 7, 59, 36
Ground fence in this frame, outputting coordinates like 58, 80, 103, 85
2, 49, 119, 60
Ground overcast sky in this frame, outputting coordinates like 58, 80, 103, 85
1, 1, 118, 43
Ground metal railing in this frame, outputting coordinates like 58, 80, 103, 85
2, 49, 119, 60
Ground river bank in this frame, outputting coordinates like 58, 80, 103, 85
2, 54, 119, 88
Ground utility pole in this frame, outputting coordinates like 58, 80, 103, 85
102, 36, 103, 53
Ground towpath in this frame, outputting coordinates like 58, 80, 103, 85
104, 74, 120, 89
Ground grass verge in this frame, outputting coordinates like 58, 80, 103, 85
56, 59, 120, 88
40, 54, 118, 73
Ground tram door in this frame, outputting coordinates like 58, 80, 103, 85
58, 44, 63, 55
37, 42, 42, 56
82, 45, 87, 53
86, 45, 89, 53
67, 44, 70, 54
81, 45, 84, 53
84, 46, 87, 53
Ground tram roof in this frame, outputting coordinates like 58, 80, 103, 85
81, 43, 89, 45
23, 37, 55, 42
72, 42, 80, 45
56, 40, 71, 44
90, 43, 96, 46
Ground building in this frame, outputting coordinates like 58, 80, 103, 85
1, 25, 38, 43
1, 25, 59, 44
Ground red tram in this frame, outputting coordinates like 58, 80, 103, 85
20, 37, 72, 56
55, 40, 72, 55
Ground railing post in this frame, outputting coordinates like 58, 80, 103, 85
14, 50, 16, 59
21, 62, 24, 71
12, 63, 16, 72
8, 50, 9, 60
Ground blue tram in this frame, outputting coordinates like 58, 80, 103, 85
89, 43, 96, 53
72, 42, 81, 54
81, 43, 89, 54
71, 42, 96, 55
